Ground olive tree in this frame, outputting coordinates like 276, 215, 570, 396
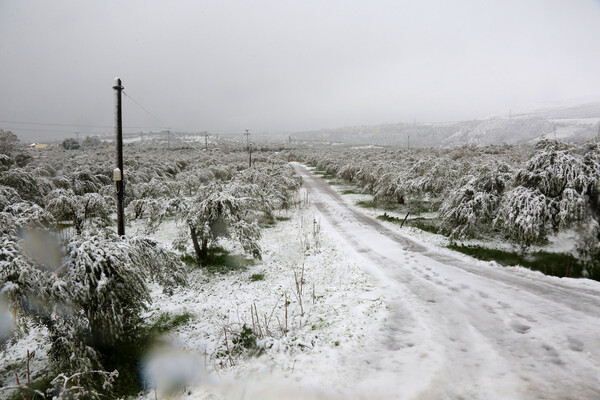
495, 140, 600, 245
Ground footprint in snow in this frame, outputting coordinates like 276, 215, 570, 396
516, 313, 537, 323
482, 304, 496, 314
497, 301, 511, 309
542, 344, 564, 365
510, 321, 531, 334
567, 336, 584, 352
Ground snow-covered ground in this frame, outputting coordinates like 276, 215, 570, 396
3, 166, 600, 399
0, 325, 50, 396
292, 163, 600, 399
1, 199, 392, 399
136, 204, 390, 399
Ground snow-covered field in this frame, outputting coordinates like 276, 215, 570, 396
1, 199, 391, 399
135, 203, 390, 399
3, 164, 600, 400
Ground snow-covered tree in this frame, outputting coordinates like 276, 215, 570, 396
0, 185, 22, 210
0, 168, 51, 204
61, 138, 81, 150
441, 164, 512, 238
495, 140, 600, 244
231, 163, 302, 215
0, 130, 19, 156
81, 135, 103, 149
0, 154, 12, 172
4, 201, 55, 229
69, 170, 110, 195
45, 189, 112, 234
373, 172, 405, 204
182, 182, 263, 261
0, 229, 186, 382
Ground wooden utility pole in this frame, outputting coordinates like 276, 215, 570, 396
244, 129, 251, 167
113, 77, 125, 236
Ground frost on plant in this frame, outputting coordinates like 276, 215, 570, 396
0, 227, 186, 385
441, 164, 512, 238
495, 140, 600, 245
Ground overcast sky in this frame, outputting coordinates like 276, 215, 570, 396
2, 0, 600, 141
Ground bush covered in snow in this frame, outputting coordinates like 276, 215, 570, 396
289, 140, 599, 275
494, 140, 600, 246
0, 221, 186, 386
441, 163, 513, 238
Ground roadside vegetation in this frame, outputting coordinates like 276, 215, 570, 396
290, 139, 600, 279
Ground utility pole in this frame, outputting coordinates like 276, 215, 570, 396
112, 77, 125, 236
167, 128, 170, 150
203, 131, 208, 151
407, 133, 410, 149
244, 129, 251, 167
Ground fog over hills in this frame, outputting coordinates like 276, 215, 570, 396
6, 102, 598, 148
286, 102, 600, 147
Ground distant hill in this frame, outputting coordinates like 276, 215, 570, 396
288, 102, 600, 147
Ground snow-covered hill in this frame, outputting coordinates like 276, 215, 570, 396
287, 102, 600, 147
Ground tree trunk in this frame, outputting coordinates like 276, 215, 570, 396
73, 216, 82, 235
201, 238, 208, 258
189, 224, 202, 262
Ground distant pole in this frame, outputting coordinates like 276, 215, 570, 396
407, 133, 410, 149
113, 77, 125, 236
244, 129, 251, 167
167, 129, 170, 149
204, 131, 208, 151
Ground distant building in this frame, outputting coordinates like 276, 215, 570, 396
29, 143, 49, 149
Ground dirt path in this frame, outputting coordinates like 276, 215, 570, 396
294, 163, 600, 400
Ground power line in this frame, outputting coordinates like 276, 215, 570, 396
0, 126, 154, 135
122, 91, 168, 129
0, 119, 156, 129
2, 127, 104, 134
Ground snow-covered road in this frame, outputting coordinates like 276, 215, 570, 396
293, 163, 600, 400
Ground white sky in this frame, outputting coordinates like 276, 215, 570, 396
1, 0, 600, 140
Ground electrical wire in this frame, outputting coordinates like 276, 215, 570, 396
122, 91, 169, 130
0, 119, 157, 129
1, 92, 249, 138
